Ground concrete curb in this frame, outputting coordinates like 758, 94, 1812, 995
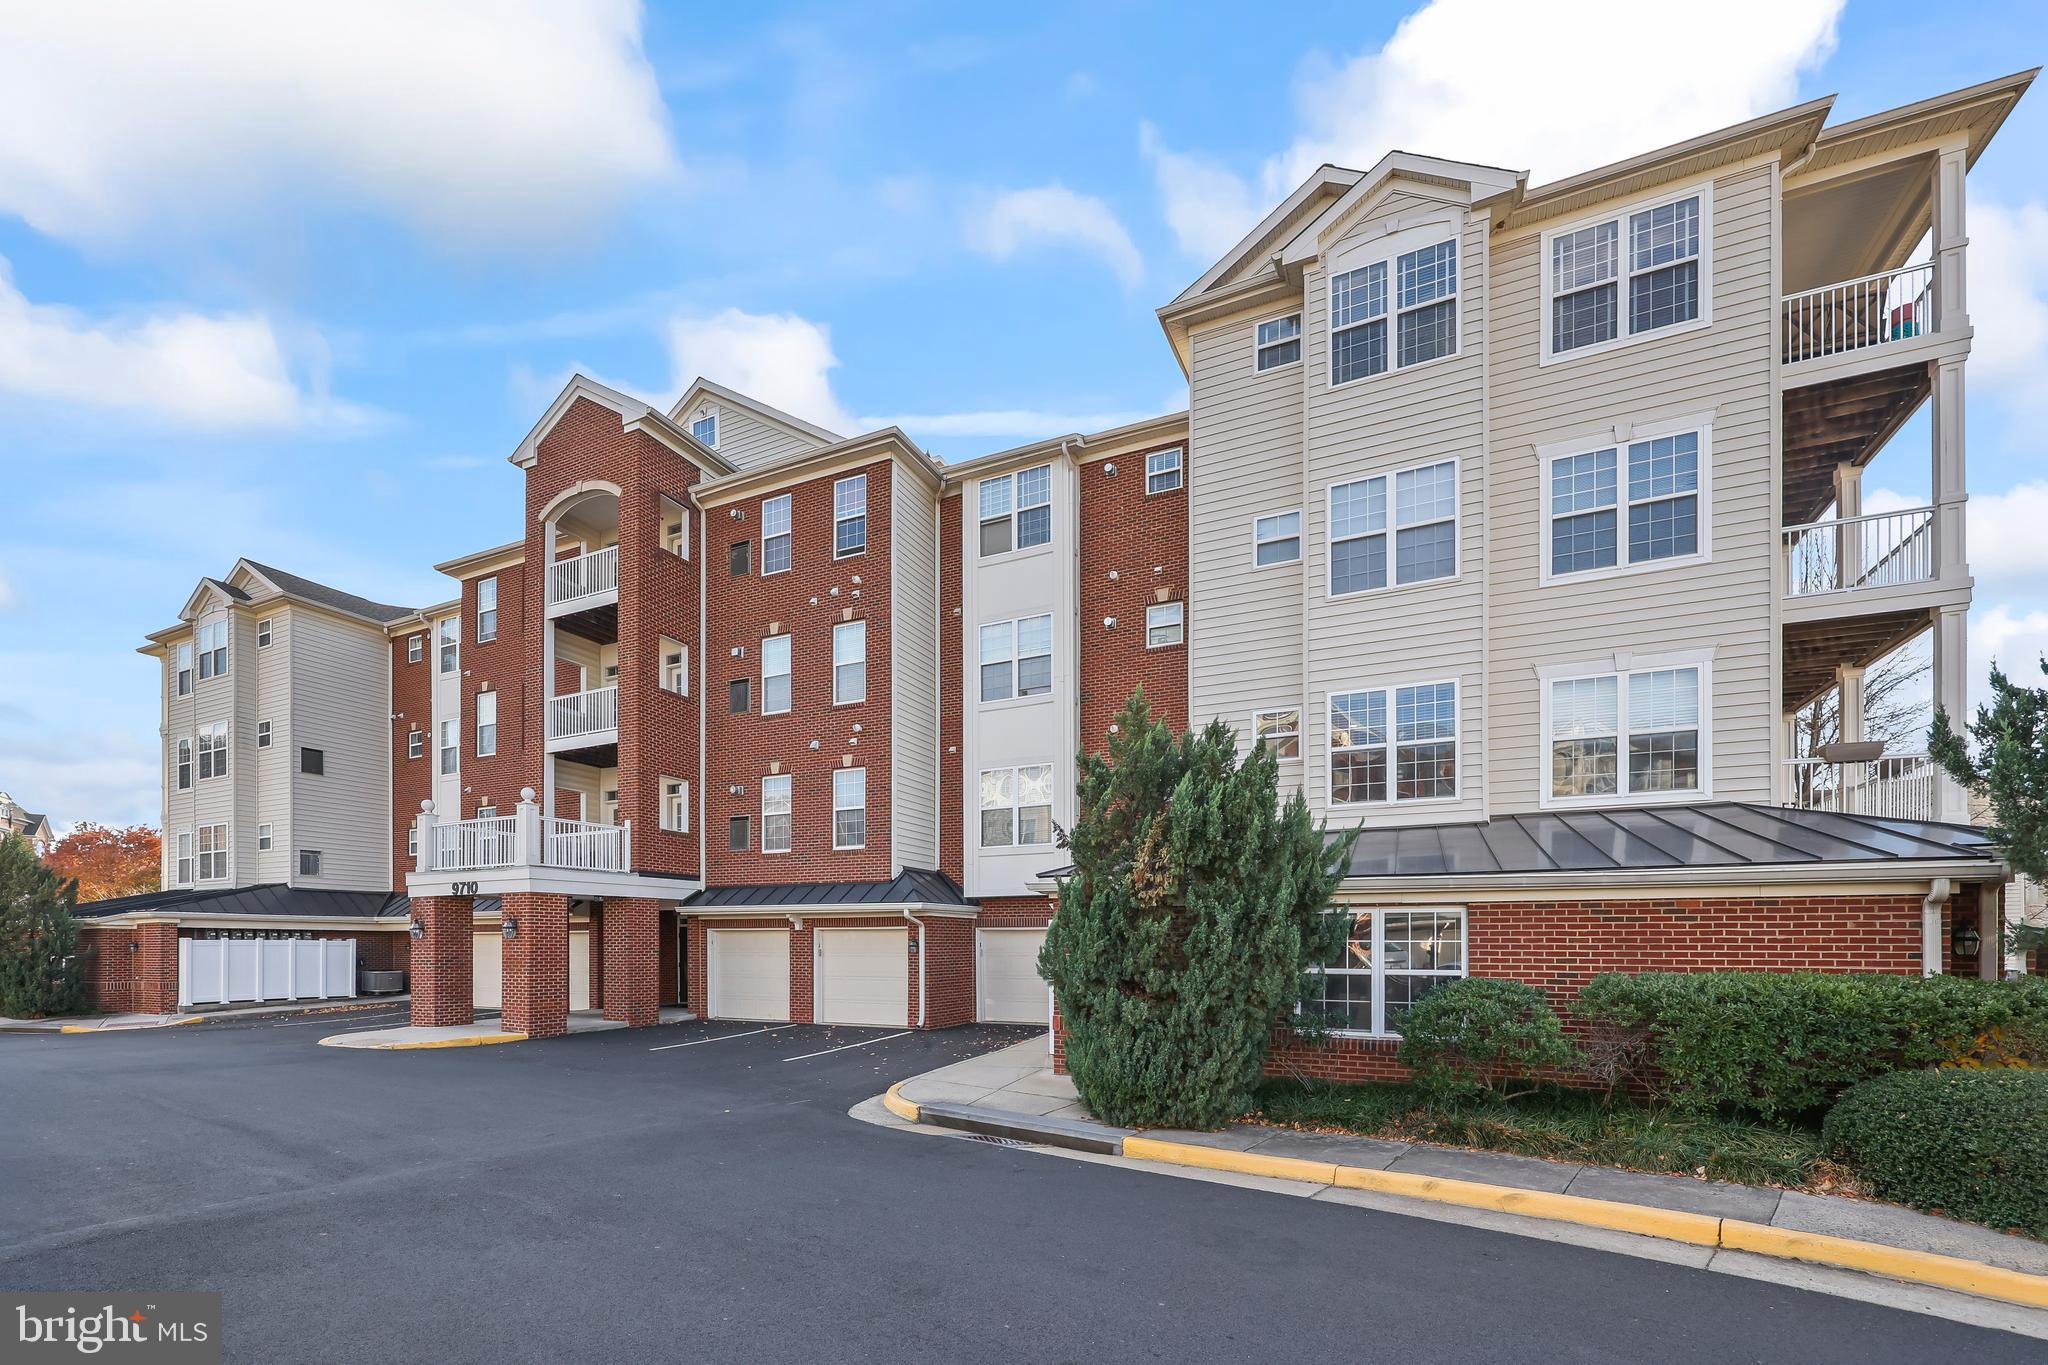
317, 1030, 527, 1050
894, 1092, 2048, 1311
48, 1016, 204, 1034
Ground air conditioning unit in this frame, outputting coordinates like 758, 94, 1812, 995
360, 969, 407, 995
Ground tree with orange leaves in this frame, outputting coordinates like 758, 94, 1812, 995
43, 824, 160, 902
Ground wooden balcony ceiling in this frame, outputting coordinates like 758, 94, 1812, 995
1783, 607, 1929, 711
555, 601, 618, 644
1782, 362, 1929, 523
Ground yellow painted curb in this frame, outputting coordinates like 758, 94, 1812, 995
1721, 1219, 2048, 1309
882, 1082, 921, 1122
59, 1016, 204, 1033
1125, 1136, 2048, 1309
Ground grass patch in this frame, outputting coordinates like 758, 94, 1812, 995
1250, 1077, 1834, 1191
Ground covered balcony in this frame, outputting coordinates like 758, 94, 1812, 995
1782, 752, 1938, 822
547, 543, 618, 615
546, 683, 618, 751
416, 791, 632, 875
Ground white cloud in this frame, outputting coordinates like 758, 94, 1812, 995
1973, 604, 2048, 710
0, 0, 677, 252
1969, 201, 2048, 397
1262, 0, 1841, 200
0, 566, 16, 612
0, 258, 363, 430
1139, 122, 1260, 261
666, 309, 857, 435
1965, 481, 2048, 586
965, 186, 1143, 288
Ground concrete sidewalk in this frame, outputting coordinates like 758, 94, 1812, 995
885, 1039, 2048, 1289
322, 1006, 694, 1049
0, 1011, 203, 1033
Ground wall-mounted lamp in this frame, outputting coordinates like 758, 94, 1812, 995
410, 918, 426, 941
1953, 918, 1982, 959
502, 917, 519, 941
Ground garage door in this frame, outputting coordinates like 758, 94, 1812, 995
978, 928, 1048, 1024
473, 930, 591, 1011
708, 929, 791, 1021
815, 928, 909, 1028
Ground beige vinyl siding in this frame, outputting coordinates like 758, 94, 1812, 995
706, 407, 830, 471
253, 606, 293, 882
890, 469, 941, 872
555, 632, 604, 688
188, 603, 237, 883
288, 610, 393, 889
159, 632, 192, 886
1486, 161, 1779, 811
555, 761, 604, 819
1187, 303, 1307, 763
1300, 184, 1488, 826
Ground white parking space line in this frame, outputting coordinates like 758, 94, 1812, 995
782, 1030, 911, 1062
649, 1025, 796, 1052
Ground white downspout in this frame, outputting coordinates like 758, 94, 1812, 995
903, 908, 927, 1027
1922, 877, 1952, 977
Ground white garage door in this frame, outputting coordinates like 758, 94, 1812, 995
978, 928, 1048, 1024
472, 930, 590, 1011
815, 928, 908, 1028
708, 929, 791, 1022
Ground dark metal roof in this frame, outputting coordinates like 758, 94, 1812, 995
1340, 803, 1997, 878
242, 561, 416, 624
687, 867, 971, 910
75, 884, 406, 920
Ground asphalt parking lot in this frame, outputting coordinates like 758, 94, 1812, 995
2, 1011, 2037, 1364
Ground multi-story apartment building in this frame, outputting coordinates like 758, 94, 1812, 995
80, 72, 2032, 1056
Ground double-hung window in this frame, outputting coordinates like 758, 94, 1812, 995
407, 634, 423, 664
1329, 682, 1457, 804
833, 768, 866, 849
438, 617, 459, 673
476, 691, 497, 757
198, 721, 229, 780
476, 577, 498, 642
980, 615, 1051, 702
978, 465, 1051, 556
439, 719, 457, 775
1254, 511, 1301, 566
761, 774, 792, 853
1255, 313, 1301, 371
691, 408, 718, 447
761, 494, 793, 575
1547, 429, 1704, 577
1546, 190, 1704, 358
832, 621, 866, 704
197, 823, 228, 881
834, 475, 867, 557
1330, 237, 1457, 385
258, 823, 273, 852
1307, 908, 1467, 1035
1146, 448, 1183, 495
1253, 709, 1300, 758
257, 618, 273, 648
761, 634, 792, 714
175, 643, 193, 696
196, 621, 227, 680
175, 738, 192, 791
662, 778, 689, 833
256, 720, 272, 748
979, 765, 1054, 847
407, 729, 423, 761
1548, 664, 1704, 802
1145, 602, 1183, 648
661, 639, 689, 695
1329, 459, 1456, 595
175, 831, 194, 884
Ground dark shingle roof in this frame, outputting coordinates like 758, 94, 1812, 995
242, 561, 416, 624
687, 867, 970, 909
75, 884, 406, 920
1340, 803, 1997, 878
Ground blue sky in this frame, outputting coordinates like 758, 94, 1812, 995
2, 0, 2045, 829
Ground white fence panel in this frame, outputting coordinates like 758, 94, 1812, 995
178, 937, 359, 1008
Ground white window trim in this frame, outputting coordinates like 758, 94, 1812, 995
175, 830, 194, 886
1253, 707, 1302, 760
175, 643, 193, 696
761, 493, 793, 576
1144, 601, 1184, 649
1537, 180, 1715, 367
257, 618, 273, 648
833, 475, 868, 559
175, 738, 193, 791
196, 822, 230, 883
1537, 647, 1715, 810
661, 496, 691, 560
832, 619, 866, 706
690, 404, 720, 449
761, 634, 792, 716
832, 766, 866, 850
975, 465, 1054, 562
438, 617, 459, 674
1325, 676, 1463, 810
1327, 219, 1463, 391
256, 720, 272, 748
977, 764, 1056, 850
299, 849, 322, 877
660, 638, 690, 696
976, 614, 1054, 708
661, 777, 690, 833
257, 822, 273, 852
475, 577, 498, 643
407, 730, 423, 761
1537, 414, 1715, 586
1325, 455, 1461, 601
1252, 509, 1302, 569
198, 721, 229, 782
1144, 447, 1184, 496
476, 690, 497, 758
407, 634, 423, 664
761, 773, 793, 854
1253, 312, 1303, 372
1309, 905, 1470, 1039
439, 718, 458, 777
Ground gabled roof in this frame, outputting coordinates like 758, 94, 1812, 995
1800, 67, 2038, 180
691, 424, 943, 504
235, 561, 415, 624
510, 373, 735, 476
686, 867, 971, 910
670, 376, 844, 447
1167, 164, 1360, 308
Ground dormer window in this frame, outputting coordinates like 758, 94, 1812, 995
691, 407, 718, 448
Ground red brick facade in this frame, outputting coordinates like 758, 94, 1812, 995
390, 630, 434, 890
704, 458, 896, 885
457, 561, 532, 817
1078, 443, 1188, 752
499, 892, 571, 1038
409, 894, 474, 1028
78, 924, 409, 1015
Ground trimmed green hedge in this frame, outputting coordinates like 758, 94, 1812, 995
1824, 1069, 2048, 1235
1571, 971, 2048, 1119
1395, 978, 1583, 1102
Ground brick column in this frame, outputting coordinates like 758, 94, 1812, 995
410, 895, 474, 1028
587, 906, 605, 1012
501, 892, 570, 1038
131, 922, 179, 1014
602, 897, 660, 1027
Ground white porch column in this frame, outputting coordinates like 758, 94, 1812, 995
1932, 142, 1970, 333
413, 800, 437, 873
1979, 882, 2002, 981
1931, 606, 1971, 823
514, 787, 543, 867
1835, 662, 1866, 745
1931, 358, 1968, 581
1832, 462, 1864, 586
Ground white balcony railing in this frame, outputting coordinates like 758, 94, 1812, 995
1782, 262, 1935, 365
428, 815, 517, 871
544, 816, 631, 872
547, 684, 618, 742
1783, 506, 1935, 598
1783, 754, 1938, 821
546, 544, 618, 608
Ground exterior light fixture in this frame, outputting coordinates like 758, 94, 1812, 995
502, 917, 519, 941
410, 919, 426, 941
1953, 919, 1982, 958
